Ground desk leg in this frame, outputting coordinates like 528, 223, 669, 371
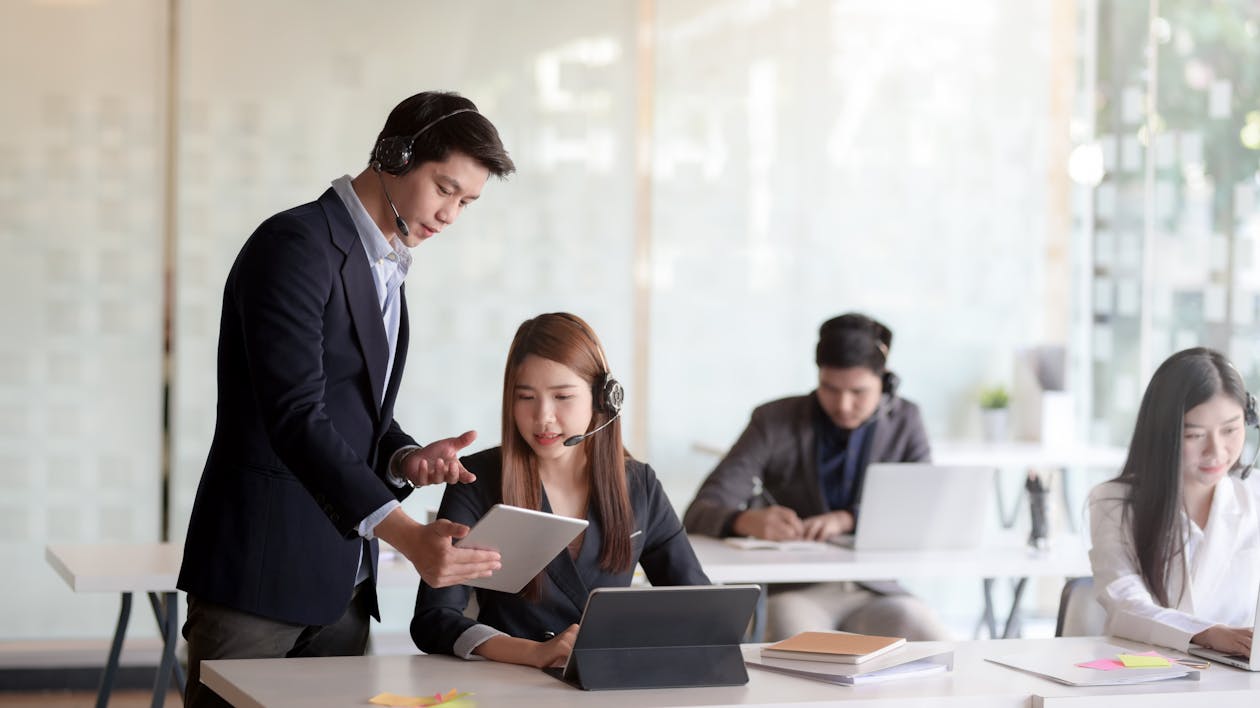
747, 585, 768, 643
1002, 577, 1029, 638
978, 579, 998, 638
1058, 467, 1078, 534
147, 591, 180, 708
96, 592, 132, 708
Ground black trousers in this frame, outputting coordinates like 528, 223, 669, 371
183, 585, 371, 708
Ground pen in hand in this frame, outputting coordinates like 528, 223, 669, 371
750, 476, 779, 508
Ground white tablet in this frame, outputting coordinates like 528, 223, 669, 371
453, 503, 589, 594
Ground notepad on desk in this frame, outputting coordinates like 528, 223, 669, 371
723, 537, 832, 552
761, 631, 906, 664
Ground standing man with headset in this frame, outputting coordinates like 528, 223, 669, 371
178, 91, 514, 707
683, 313, 950, 641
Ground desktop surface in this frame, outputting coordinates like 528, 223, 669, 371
201, 637, 1260, 708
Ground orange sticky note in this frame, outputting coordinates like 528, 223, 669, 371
369, 689, 472, 706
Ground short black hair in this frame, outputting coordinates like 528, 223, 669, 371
815, 313, 892, 372
373, 91, 515, 177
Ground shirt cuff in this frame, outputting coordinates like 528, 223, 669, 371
357, 499, 401, 539
453, 623, 506, 659
386, 445, 423, 488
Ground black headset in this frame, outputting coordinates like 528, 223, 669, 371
562, 319, 624, 447
1242, 391, 1259, 480
588, 323, 624, 417
371, 107, 478, 175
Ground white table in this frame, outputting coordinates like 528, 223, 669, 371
46, 542, 185, 708
933, 442, 1127, 470
934, 441, 1127, 533
689, 535, 1092, 640
201, 637, 1260, 708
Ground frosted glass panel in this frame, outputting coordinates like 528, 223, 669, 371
0, 0, 165, 640
170, 0, 637, 635
649, 0, 1059, 505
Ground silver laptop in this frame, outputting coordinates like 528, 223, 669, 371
828, 463, 993, 551
1188, 584, 1260, 671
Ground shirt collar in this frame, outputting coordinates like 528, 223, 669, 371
330, 175, 412, 269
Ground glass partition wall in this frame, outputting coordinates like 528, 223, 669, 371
5, 0, 1257, 643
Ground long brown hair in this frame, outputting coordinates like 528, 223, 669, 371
499, 313, 634, 596
1115, 347, 1250, 606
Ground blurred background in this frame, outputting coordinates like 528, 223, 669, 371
2, 0, 1259, 652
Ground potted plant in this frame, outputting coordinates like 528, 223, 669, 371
979, 385, 1010, 442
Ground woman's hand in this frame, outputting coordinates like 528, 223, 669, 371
532, 624, 580, 668
1192, 625, 1254, 658
474, 624, 580, 668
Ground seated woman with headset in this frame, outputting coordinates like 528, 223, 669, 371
410, 313, 709, 668
683, 313, 950, 641
1088, 347, 1259, 656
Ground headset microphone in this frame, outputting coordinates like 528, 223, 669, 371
374, 165, 410, 237
563, 409, 622, 447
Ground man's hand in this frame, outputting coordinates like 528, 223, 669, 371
800, 510, 855, 541
400, 430, 478, 486
732, 506, 804, 541
1193, 625, 1254, 658
376, 509, 500, 588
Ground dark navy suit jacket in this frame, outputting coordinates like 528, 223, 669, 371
411, 447, 710, 656
178, 188, 417, 626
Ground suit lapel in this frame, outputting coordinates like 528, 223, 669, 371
319, 189, 388, 414
380, 285, 409, 422
867, 397, 894, 461
539, 490, 590, 614
1189, 479, 1243, 609
797, 396, 826, 516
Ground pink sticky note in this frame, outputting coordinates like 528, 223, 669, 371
1077, 658, 1126, 671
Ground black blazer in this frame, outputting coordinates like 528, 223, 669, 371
411, 447, 710, 656
683, 393, 931, 537
178, 188, 417, 626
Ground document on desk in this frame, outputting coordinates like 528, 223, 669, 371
744, 644, 952, 686
985, 642, 1200, 686
723, 537, 832, 552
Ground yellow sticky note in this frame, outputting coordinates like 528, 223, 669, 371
1117, 653, 1172, 668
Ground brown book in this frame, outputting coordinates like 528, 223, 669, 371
760, 631, 906, 665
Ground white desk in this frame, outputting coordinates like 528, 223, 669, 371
935, 441, 1127, 534
201, 637, 1260, 708
689, 535, 1091, 640
46, 542, 185, 708
688, 536, 1090, 585
933, 442, 1126, 470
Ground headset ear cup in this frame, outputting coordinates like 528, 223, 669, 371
373, 136, 413, 174
601, 376, 624, 415
881, 371, 899, 397
1247, 393, 1259, 428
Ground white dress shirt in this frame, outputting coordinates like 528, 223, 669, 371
330, 175, 412, 583
1087, 476, 1260, 651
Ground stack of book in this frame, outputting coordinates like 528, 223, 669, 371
761, 631, 906, 664
745, 631, 952, 686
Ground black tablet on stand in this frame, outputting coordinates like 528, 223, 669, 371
546, 585, 762, 691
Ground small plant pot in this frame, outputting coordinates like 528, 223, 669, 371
981, 407, 1009, 442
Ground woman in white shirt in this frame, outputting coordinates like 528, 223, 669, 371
1088, 347, 1259, 656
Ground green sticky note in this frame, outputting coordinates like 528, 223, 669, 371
1117, 653, 1172, 668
